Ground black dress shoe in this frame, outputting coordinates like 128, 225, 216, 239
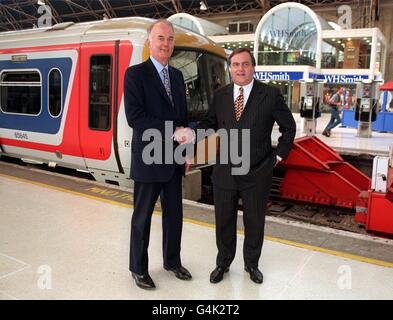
132, 272, 156, 290
245, 266, 263, 284
164, 265, 192, 280
210, 266, 229, 283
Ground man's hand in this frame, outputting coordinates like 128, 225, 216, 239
173, 126, 185, 143
173, 127, 195, 144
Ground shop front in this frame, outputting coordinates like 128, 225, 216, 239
252, 2, 387, 117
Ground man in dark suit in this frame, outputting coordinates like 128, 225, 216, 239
189, 48, 296, 284
124, 19, 192, 290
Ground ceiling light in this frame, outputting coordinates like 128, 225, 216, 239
37, 0, 45, 5
200, 1, 207, 11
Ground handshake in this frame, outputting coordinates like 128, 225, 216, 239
173, 127, 195, 145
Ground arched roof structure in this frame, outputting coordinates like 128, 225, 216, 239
254, 2, 333, 68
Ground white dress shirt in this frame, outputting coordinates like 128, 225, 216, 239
233, 79, 282, 163
150, 56, 170, 86
233, 79, 254, 107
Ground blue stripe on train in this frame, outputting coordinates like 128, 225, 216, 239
0, 57, 72, 134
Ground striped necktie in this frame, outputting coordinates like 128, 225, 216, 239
162, 68, 174, 106
234, 86, 244, 121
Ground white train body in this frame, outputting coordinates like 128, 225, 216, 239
0, 17, 229, 186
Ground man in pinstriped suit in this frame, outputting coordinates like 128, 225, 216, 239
195, 48, 296, 284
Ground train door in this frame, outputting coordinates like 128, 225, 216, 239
79, 41, 123, 176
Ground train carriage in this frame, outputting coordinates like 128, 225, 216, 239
0, 17, 229, 187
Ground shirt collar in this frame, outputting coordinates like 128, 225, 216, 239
150, 56, 168, 74
234, 79, 254, 93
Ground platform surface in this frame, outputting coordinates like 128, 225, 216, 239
1, 167, 393, 300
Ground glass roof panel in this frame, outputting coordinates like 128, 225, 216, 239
258, 7, 318, 53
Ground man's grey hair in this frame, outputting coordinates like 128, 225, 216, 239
148, 19, 174, 38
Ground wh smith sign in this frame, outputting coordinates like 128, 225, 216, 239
309, 73, 369, 83
254, 71, 303, 81
268, 29, 309, 38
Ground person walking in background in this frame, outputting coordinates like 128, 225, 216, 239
322, 86, 343, 137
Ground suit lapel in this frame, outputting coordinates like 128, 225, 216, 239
168, 67, 180, 115
222, 83, 236, 128
146, 59, 174, 110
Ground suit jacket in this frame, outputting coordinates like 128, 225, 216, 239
197, 80, 296, 190
124, 58, 188, 183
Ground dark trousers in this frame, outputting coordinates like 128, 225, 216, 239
129, 168, 183, 275
213, 173, 272, 269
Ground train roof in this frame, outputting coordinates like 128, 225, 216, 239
0, 17, 227, 58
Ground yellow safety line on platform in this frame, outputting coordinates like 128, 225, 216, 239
0, 173, 131, 208
2, 172, 393, 269
184, 218, 393, 269
263, 235, 393, 269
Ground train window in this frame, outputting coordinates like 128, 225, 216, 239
170, 50, 229, 124
0, 70, 41, 115
206, 54, 230, 101
89, 55, 112, 131
48, 69, 62, 117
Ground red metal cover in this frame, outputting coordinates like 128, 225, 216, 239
366, 191, 393, 235
380, 81, 393, 91
280, 136, 370, 209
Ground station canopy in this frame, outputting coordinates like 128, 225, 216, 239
0, 0, 352, 32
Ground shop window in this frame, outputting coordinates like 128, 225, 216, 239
322, 38, 372, 69
256, 7, 318, 67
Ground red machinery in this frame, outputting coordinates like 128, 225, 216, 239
364, 150, 393, 235
279, 136, 393, 236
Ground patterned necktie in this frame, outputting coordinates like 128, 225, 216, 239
162, 68, 174, 106
234, 86, 244, 121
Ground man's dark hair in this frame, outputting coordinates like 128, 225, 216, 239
228, 48, 256, 66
